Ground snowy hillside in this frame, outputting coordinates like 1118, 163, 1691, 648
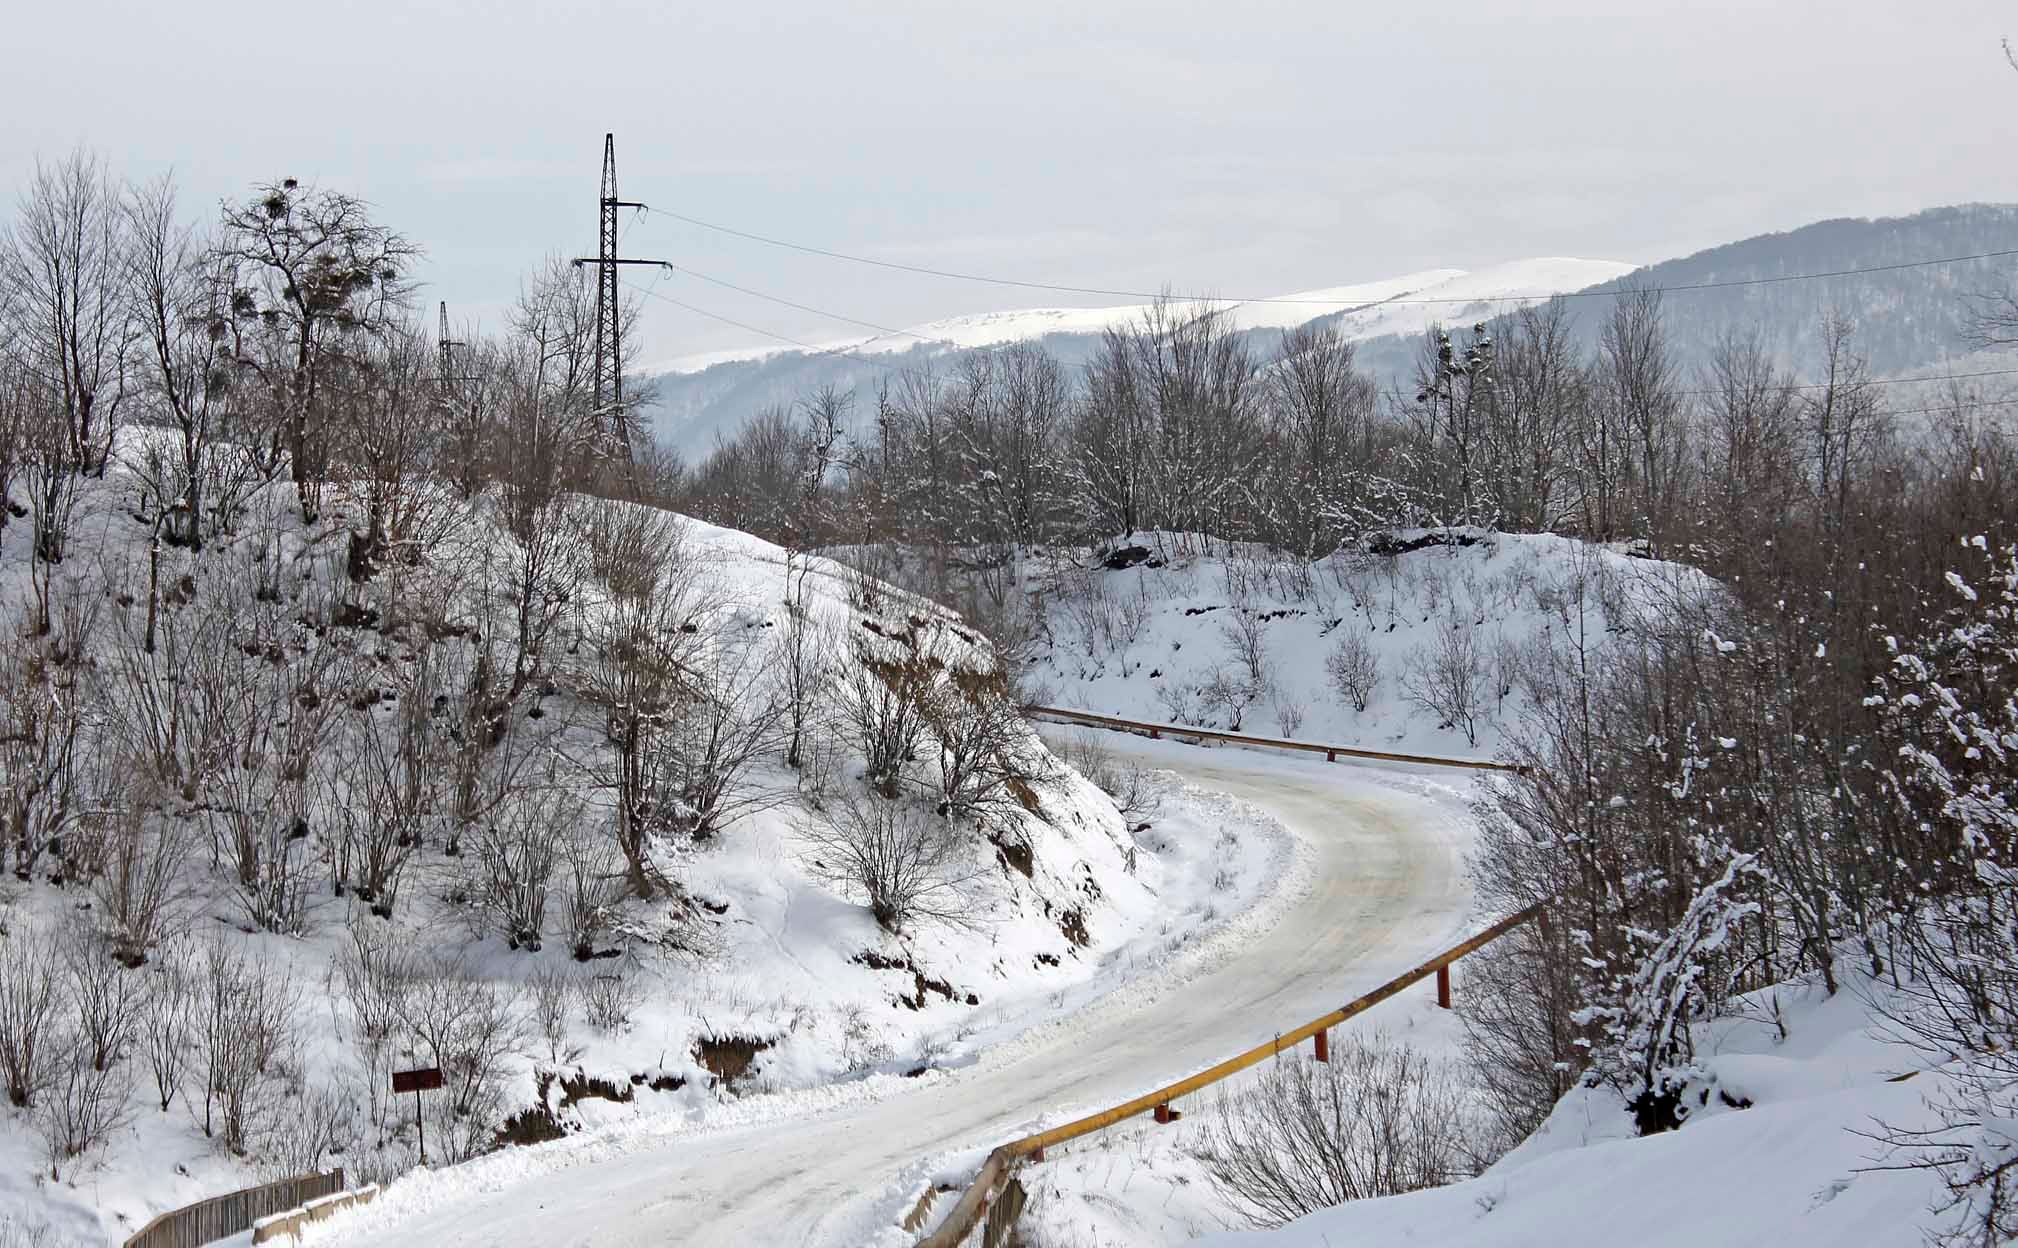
0, 437, 1288, 1246
1023, 529, 1694, 762
1011, 972, 1949, 1248
651, 257, 1636, 377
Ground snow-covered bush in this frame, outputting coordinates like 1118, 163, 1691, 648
1868, 541, 2018, 1245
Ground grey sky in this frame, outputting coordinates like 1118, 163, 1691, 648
6, 0, 2015, 364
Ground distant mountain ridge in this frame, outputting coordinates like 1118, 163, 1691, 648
642, 205, 2018, 458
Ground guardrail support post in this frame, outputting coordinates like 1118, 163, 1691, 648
1436, 964, 1452, 1010
1153, 1103, 1180, 1124
1313, 1028, 1328, 1063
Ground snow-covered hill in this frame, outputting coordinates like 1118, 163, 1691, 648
649, 257, 1637, 377
0, 437, 1287, 1246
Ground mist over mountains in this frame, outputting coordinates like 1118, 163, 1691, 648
643, 204, 2018, 458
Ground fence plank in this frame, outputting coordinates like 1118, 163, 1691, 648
124, 1169, 343, 1248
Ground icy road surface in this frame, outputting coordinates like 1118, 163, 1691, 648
333, 737, 1476, 1248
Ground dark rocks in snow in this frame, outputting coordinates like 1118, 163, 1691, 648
1100, 544, 1162, 570
1364, 529, 1484, 557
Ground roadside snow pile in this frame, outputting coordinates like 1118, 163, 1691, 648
1011, 975, 1949, 1248
0, 434, 1250, 1244
1027, 529, 1701, 759
1188, 978, 1947, 1248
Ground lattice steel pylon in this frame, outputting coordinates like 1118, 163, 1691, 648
572, 133, 670, 461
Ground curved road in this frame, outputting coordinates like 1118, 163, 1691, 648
341, 738, 1474, 1248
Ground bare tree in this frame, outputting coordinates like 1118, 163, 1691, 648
215, 178, 419, 520
122, 172, 252, 551
9, 148, 134, 479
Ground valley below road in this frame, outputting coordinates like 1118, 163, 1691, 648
328, 736, 1479, 1248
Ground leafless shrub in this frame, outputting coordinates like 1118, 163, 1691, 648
257, 1082, 358, 1180
138, 949, 193, 1113
1271, 693, 1307, 739
92, 800, 195, 966
561, 823, 623, 961
397, 957, 524, 1160
0, 625, 90, 884
1401, 617, 1486, 745
0, 929, 63, 1107
1153, 677, 1208, 727
1199, 664, 1264, 732
667, 635, 791, 841
839, 642, 934, 799
580, 966, 639, 1032
777, 573, 836, 772
528, 963, 577, 1062
923, 661, 1042, 827
1456, 927, 1577, 1160
472, 783, 581, 952
192, 941, 301, 1155
1197, 1034, 1477, 1228
798, 796, 980, 934
33, 1026, 132, 1181
62, 925, 143, 1073
1325, 628, 1380, 713
1218, 607, 1274, 696
1057, 730, 1162, 826
336, 924, 417, 1052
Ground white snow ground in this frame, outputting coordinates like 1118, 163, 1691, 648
304, 735, 1483, 1247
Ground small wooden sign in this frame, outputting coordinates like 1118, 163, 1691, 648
391, 1067, 444, 1095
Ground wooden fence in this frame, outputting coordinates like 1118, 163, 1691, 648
123, 1169, 345, 1248
1025, 705, 1528, 774
911, 903, 1549, 1247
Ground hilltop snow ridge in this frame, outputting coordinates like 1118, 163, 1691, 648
650, 257, 1638, 376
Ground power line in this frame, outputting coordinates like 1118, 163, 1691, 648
648, 207, 2018, 308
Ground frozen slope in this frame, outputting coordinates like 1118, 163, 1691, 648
316, 738, 1479, 1248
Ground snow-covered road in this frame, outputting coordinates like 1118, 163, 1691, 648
331, 739, 1477, 1248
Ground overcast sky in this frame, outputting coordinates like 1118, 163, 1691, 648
5, 0, 2016, 364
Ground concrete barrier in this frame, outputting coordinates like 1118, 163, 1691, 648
249, 1184, 379, 1244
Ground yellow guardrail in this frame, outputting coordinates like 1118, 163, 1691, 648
1026, 705, 1529, 774
912, 903, 1549, 1247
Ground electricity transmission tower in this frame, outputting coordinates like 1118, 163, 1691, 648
436, 301, 476, 389
572, 133, 670, 460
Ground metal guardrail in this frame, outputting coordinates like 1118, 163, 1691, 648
1026, 705, 1528, 774
123, 1169, 345, 1248
912, 904, 1549, 1247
